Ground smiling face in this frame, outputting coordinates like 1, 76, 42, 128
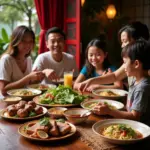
121, 31, 135, 48
46, 33, 65, 61
88, 46, 107, 68
121, 31, 130, 48
18, 32, 34, 56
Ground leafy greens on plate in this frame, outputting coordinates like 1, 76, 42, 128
39, 85, 87, 105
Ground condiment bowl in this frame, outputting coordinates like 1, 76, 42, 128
2, 96, 22, 105
63, 108, 91, 125
48, 107, 67, 119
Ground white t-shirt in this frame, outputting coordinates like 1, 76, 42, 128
33, 51, 79, 84
0, 54, 32, 82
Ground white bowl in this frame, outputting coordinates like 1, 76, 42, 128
64, 108, 91, 125
2, 96, 22, 105
81, 99, 124, 111
92, 89, 128, 99
92, 119, 150, 145
7, 88, 42, 100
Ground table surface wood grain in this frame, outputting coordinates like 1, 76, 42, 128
0, 95, 150, 150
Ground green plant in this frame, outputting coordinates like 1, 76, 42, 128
31, 34, 39, 61
0, 28, 39, 60
0, 28, 10, 55
0, 0, 35, 29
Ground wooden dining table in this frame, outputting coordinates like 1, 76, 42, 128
0, 94, 150, 150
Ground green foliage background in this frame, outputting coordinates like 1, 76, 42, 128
0, 0, 39, 61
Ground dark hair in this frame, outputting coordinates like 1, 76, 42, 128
118, 25, 138, 43
121, 39, 150, 70
4, 25, 35, 57
85, 38, 111, 76
45, 27, 66, 40
130, 21, 150, 41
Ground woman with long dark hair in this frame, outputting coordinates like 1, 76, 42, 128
0, 25, 44, 95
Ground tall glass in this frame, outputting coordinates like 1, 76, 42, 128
64, 71, 73, 88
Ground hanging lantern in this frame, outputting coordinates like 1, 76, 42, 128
106, 4, 117, 19
81, 0, 85, 7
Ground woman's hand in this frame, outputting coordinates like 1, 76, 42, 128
42, 69, 59, 81
0, 80, 8, 96
102, 68, 112, 76
73, 82, 80, 90
28, 71, 45, 83
92, 103, 110, 115
86, 84, 101, 92
78, 79, 93, 92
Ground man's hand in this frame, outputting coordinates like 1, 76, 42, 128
42, 69, 59, 81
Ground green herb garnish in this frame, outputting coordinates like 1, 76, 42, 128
29, 111, 36, 117
56, 118, 65, 123
39, 117, 50, 126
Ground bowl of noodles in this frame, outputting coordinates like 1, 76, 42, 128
7, 88, 42, 100
27, 84, 56, 92
92, 89, 128, 99
92, 119, 150, 145
81, 99, 124, 111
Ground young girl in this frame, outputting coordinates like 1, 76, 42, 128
93, 40, 150, 126
78, 24, 150, 92
0, 25, 44, 95
74, 38, 123, 90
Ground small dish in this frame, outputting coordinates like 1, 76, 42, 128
2, 96, 22, 105
48, 107, 67, 119
63, 108, 91, 125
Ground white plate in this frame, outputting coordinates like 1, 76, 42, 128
92, 119, 150, 145
81, 99, 124, 110
27, 84, 56, 91
92, 89, 128, 99
7, 88, 42, 100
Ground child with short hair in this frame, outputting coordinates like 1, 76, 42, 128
93, 39, 150, 126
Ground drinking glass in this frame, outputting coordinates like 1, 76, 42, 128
64, 71, 73, 88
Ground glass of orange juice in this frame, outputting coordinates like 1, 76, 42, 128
64, 71, 73, 88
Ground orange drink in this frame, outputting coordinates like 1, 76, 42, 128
64, 71, 73, 88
